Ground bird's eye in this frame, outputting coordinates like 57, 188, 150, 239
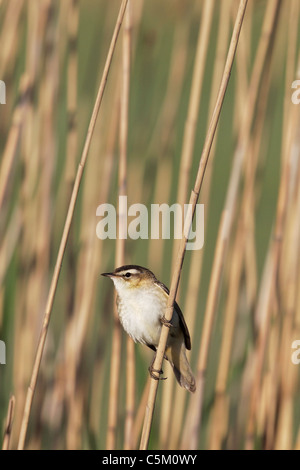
124, 272, 131, 278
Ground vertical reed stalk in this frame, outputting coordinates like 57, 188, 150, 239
160, 1, 215, 445
106, 0, 131, 450
2, 396, 15, 450
169, 0, 232, 449
122, 0, 135, 451
0, 75, 30, 212
139, 0, 248, 450
88, 82, 121, 442
182, 0, 281, 450
17, 0, 128, 450
246, 52, 300, 450
208, 27, 273, 449
0, 0, 24, 78
147, 23, 188, 276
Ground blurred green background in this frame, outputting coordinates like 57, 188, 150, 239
0, 0, 299, 450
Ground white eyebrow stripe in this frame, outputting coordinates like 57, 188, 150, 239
124, 269, 140, 275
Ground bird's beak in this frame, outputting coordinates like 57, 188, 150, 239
101, 272, 114, 277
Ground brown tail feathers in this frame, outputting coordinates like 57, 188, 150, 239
166, 342, 196, 393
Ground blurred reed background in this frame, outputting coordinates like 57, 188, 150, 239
0, 0, 300, 450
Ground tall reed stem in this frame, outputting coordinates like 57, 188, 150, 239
17, 0, 129, 450
139, 0, 248, 450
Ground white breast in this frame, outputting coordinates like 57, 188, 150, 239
114, 282, 168, 347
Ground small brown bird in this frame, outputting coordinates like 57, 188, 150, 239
102, 265, 196, 393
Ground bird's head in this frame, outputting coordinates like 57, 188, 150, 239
101, 265, 156, 293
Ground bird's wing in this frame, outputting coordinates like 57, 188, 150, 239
154, 281, 191, 350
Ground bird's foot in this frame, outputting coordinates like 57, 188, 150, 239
148, 364, 167, 381
161, 315, 172, 328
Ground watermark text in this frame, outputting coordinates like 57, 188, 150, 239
291, 80, 300, 105
291, 340, 300, 365
0, 80, 6, 104
0, 340, 6, 364
96, 197, 204, 251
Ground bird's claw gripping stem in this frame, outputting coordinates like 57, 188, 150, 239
148, 365, 167, 381
161, 315, 172, 328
